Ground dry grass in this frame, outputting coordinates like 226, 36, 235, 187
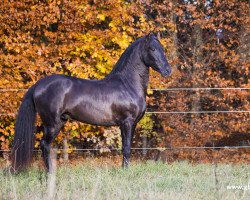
0, 157, 249, 200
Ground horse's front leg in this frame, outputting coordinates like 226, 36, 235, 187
120, 119, 136, 168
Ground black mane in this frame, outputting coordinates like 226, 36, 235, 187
105, 36, 146, 78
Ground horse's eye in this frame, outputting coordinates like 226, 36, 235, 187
150, 47, 155, 51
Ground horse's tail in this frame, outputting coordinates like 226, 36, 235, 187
11, 86, 37, 173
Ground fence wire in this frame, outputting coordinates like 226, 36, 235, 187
0, 87, 250, 92
1, 145, 250, 152
0, 87, 249, 153
148, 88, 250, 91
1, 110, 250, 116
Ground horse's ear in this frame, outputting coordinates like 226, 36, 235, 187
146, 32, 155, 42
157, 32, 161, 39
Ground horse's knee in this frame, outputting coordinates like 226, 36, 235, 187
40, 139, 46, 150
123, 146, 131, 155
43, 125, 61, 142
123, 120, 130, 128
122, 118, 133, 129
40, 139, 50, 154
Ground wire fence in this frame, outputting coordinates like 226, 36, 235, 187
0, 87, 249, 153
1, 87, 250, 92
1, 145, 250, 152
148, 87, 250, 91
1, 110, 250, 116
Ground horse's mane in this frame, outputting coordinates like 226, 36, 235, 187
105, 36, 146, 78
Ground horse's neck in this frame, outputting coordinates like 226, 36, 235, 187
121, 65, 149, 95
105, 41, 149, 96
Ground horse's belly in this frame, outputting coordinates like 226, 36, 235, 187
69, 106, 117, 126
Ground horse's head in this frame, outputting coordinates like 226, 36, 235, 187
142, 32, 172, 77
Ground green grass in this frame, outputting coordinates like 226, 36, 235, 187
0, 159, 249, 200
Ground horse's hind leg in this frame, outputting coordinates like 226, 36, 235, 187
41, 121, 64, 173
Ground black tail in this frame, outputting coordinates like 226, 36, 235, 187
11, 86, 36, 173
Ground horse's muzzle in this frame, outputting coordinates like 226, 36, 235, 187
161, 66, 172, 77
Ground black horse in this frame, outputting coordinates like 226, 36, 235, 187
11, 33, 171, 173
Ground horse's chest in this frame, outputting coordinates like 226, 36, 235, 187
111, 96, 146, 120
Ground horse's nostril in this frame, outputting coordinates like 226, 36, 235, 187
162, 67, 172, 77
168, 68, 172, 74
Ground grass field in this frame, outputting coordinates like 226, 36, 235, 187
0, 158, 249, 200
